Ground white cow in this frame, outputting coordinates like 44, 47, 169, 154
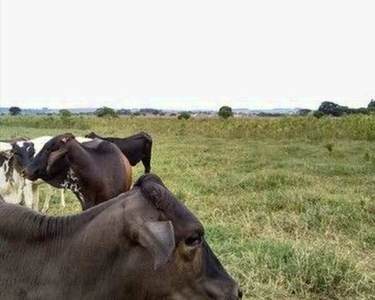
0, 148, 26, 205
0, 136, 91, 212
0, 138, 61, 211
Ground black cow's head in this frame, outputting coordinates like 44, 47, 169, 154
11, 142, 35, 173
122, 174, 242, 300
22, 133, 75, 181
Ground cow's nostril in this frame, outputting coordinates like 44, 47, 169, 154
238, 288, 243, 299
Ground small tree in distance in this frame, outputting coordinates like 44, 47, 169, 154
178, 111, 191, 120
59, 109, 72, 125
318, 101, 343, 116
95, 107, 118, 118
59, 109, 72, 118
218, 106, 233, 119
9, 106, 21, 116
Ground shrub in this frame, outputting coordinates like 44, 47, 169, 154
218, 106, 233, 119
117, 109, 131, 115
178, 111, 191, 120
59, 109, 72, 118
95, 107, 118, 118
298, 109, 312, 116
313, 111, 324, 119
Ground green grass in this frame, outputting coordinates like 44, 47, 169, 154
1, 115, 375, 299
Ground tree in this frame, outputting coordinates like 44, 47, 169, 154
59, 109, 72, 118
368, 99, 375, 111
9, 106, 21, 116
140, 108, 161, 115
318, 101, 344, 116
178, 111, 191, 120
95, 107, 118, 118
117, 109, 131, 115
298, 109, 312, 116
218, 106, 233, 119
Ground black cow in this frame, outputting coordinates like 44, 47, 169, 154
0, 174, 242, 300
85, 132, 152, 173
23, 133, 132, 210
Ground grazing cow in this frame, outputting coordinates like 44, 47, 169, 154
23, 133, 132, 210
0, 174, 242, 300
85, 131, 152, 173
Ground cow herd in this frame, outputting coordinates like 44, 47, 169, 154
0, 132, 242, 299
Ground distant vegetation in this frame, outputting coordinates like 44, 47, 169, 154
316, 100, 374, 117
9, 106, 21, 116
3, 114, 375, 141
3, 99, 375, 119
116, 109, 131, 115
94, 106, 118, 118
218, 106, 233, 119
178, 111, 191, 120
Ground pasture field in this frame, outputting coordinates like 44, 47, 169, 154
1, 115, 375, 299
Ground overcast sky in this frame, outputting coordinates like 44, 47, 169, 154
1, 0, 374, 110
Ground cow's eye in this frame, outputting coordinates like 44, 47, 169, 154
185, 234, 202, 247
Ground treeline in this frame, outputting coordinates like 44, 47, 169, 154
4, 106, 235, 120
299, 100, 375, 118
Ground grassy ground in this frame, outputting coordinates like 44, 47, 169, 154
1, 116, 375, 299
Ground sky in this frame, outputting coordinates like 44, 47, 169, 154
1, 0, 374, 110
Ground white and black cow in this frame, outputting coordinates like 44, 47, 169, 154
0, 137, 64, 211
0, 144, 28, 206
0, 174, 242, 300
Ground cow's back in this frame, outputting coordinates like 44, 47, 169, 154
0, 200, 128, 300
81, 141, 132, 207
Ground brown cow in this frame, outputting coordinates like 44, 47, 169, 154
22, 133, 132, 210
0, 174, 242, 299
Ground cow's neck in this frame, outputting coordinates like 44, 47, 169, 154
63, 141, 96, 208
62, 167, 86, 205
65, 140, 93, 167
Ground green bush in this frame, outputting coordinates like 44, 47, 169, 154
218, 106, 233, 119
95, 107, 118, 118
313, 111, 325, 119
178, 111, 191, 120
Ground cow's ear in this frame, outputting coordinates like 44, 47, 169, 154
60, 133, 75, 144
47, 148, 68, 172
138, 220, 175, 270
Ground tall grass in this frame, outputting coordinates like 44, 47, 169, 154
3, 114, 375, 140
